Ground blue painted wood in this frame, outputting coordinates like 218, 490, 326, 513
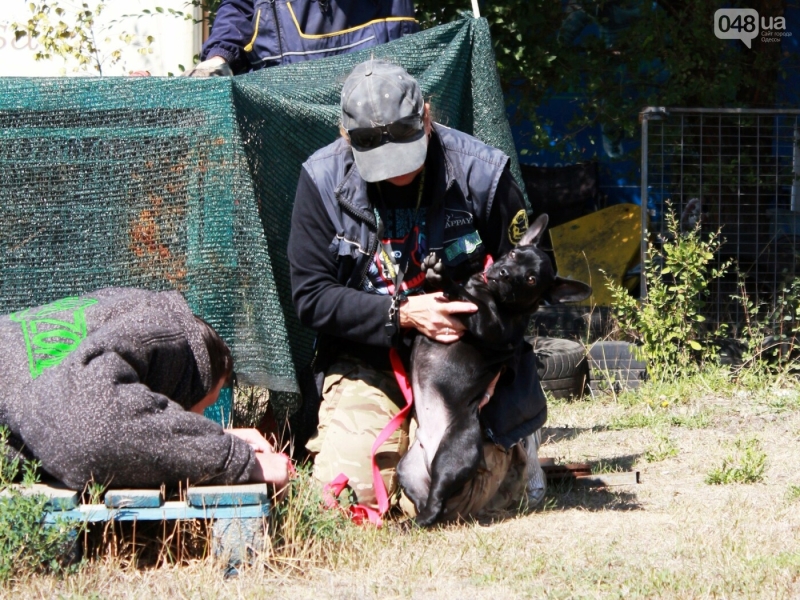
40, 481, 271, 570
43, 501, 270, 524
105, 489, 163, 509
187, 484, 269, 508
25, 483, 79, 511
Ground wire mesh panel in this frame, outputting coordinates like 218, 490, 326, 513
642, 108, 800, 333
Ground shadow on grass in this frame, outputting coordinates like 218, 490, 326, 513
589, 453, 641, 473
544, 485, 641, 511
542, 453, 643, 511
541, 425, 607, 444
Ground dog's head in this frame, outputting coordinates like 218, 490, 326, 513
485, 214, 592, 313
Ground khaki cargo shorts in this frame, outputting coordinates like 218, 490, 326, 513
307, 356, 530, 517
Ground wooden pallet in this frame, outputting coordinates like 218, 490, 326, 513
30, 482, 270, 567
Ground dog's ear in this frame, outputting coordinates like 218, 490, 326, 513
545, 277, 592, 304
517, 214, 549, 247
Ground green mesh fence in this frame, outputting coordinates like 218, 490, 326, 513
0, 16, 522, 407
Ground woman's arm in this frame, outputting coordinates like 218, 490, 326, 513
199, 0, 256, 71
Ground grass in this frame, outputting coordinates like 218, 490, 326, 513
706, 438, 767, 485
606, 407, 711, 431
644, 432, 679, 463
786, 484, 800, 502
7, 369, 800, 597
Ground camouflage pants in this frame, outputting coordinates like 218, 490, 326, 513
307, 357, 531, 516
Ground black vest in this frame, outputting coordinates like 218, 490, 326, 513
302, 124, 510, 290
301, 126, 547, 449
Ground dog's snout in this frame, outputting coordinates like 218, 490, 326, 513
499, 268, 510, 279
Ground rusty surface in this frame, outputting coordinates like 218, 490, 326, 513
541, 458, 640, 487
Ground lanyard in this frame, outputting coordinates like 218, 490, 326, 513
373, 170, 425, 294
374, 170, 425, 339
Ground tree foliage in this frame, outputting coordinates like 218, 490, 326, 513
11, 0, 222, 75
415, 0, 793, 158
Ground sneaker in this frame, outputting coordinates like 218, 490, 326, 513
524, 428, 546, 508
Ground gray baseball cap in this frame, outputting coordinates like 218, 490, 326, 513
341, 59, 427, 183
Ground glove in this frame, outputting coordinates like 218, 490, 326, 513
183, 56, 234, 78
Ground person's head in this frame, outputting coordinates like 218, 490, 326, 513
340, 59, 431, 185
190, 316, 233, 414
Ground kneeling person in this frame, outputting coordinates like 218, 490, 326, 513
0, 287, 289, 492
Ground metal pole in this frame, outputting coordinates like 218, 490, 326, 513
640, 113, 649, 301
471, 0, 481, 18
792, 118, 799, 212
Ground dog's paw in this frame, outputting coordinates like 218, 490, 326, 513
423, 253, 445, 289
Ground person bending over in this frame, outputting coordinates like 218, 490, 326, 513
0, 287, 290, 492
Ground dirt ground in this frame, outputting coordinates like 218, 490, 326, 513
11, 377, 800, 599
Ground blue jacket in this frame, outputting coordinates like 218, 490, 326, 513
289, 124, 546, 449
202, 0, 419, 73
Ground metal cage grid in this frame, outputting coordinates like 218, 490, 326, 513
641, 107, 800, 333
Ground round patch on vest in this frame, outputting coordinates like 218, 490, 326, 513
508, 209, 529, 245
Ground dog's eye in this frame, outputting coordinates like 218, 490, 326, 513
527, 275, 536, 285
509, 251, 516, 260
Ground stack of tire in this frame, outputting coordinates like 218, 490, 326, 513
526, 337, 648, 399
587, 341, 647, 394
526, 336, 589, 400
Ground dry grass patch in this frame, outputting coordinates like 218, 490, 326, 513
8, 372, 800, 598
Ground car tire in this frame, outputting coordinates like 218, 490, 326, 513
588, 341, 647, 393
526, 336, 589, 400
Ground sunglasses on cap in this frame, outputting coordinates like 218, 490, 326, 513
347, 114, 424, 150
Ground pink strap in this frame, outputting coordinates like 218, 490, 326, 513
322, 473, 384, 525
371, 348, 414, 512
322, 348, 413, 527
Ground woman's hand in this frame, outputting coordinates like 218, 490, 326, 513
479, 371, 503, 411
228, 428, 292, 494
399, 292, 477, 343
251, 452, 291, 494
227, 428, 276, 454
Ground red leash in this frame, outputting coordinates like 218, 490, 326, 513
324, 254, 495, 525
323, 347, 413, 526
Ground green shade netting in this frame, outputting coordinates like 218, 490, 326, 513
0, 16, 522, 408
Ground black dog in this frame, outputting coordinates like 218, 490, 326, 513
397, 214, 591, 526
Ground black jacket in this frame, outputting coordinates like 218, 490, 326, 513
0, 288, 256, 490
288, 126, 547, 448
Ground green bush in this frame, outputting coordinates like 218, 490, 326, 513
607, 206, 731, 379
0, 427, 81, 583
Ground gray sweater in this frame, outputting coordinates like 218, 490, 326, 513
0, 288, 256, 490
